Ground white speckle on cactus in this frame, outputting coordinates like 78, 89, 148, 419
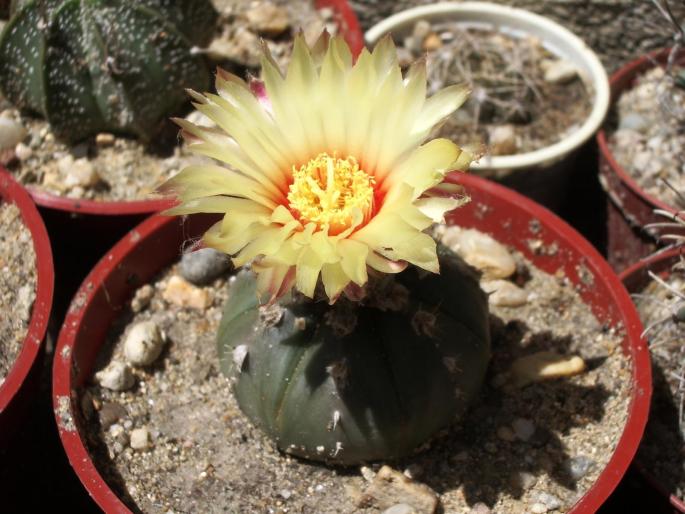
233, 344, 248, 371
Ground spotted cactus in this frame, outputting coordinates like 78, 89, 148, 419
0, 0, 217, 143
217, 246, 491, 465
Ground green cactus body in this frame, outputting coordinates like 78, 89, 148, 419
217, 247, 491, 465
0, 0, 217, 142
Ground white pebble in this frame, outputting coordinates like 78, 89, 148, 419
124, 321, 165, 366
58, 156, 101, 188
441, 227, 516, 279
481, 280, 528, 307
95, 361, 134, 391
511, 352, 586, 387
0, 117, 26, 150
530, 503, 548, 514
130, 427, 150, 450
14, 142, 32, 160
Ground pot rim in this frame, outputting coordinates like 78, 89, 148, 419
596, 47, 680, 216
53, 173, 650, 514
18, 0, 364, 217
0, 168, 54, 414
619, 246, 685, 513
364, 1, 610, 173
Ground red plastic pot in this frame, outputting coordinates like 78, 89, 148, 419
597, 48, 685, 272
54, 173, 650, 513
0, 169, 54, 447
620, 248, 685, 513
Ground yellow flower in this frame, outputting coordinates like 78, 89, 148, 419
161, 33, 473, 302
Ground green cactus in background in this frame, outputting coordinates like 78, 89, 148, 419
0, 0, 217, 143
217, 247, 491, 465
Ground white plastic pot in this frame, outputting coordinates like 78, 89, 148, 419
365, 2, 610, 207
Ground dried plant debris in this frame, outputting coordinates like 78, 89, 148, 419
634, 257, 685, 499
0, 0, 334, 202
400, 22, 593, 156
0, 202, 36, 386
79, 231, 629, 514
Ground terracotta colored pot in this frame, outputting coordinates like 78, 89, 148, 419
620, 248, 685, 513
0, 168, 53, 447
54, 173, 649, 513
597, 48, 685, 272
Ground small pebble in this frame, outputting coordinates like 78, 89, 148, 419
511, 351, 586, 387
99, 402, 127, 430
536, 491, 562, 510
481, 279, 528, 307
530, 502, 548, 514
130, 427, 150, 450
543, 59, 579, 84
565, 455, 595, 480
279, 489, 292, 500
58, 156, 101, 189
618, 112, 648, 132
246, 2, 289, 37
95, 132, 115, 147
512, 418, 536, 441
95, 361, 134, 391
163, 275, 211, 310
383, 504, 416, 514
468, 503, 491, 514
441, 226, 516, 279
403, 464, 423, 479
14, 142, 32, 160
358, 466, 438, 513
0, 116, 26, 150
360, 466, 376, 482
422, 33, 442, 51
131, 284, 154, 313
510, 471, 537, 490
489, 124, 518, 156
179, 248, 231, 285
124, 320, 165, 366
496, 426, 516, 442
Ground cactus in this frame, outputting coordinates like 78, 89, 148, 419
217, 246, 491, 465
0, 0, 217, 143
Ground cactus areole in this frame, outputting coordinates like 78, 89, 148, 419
0, 0, 217, 143
217, 247, 491, 464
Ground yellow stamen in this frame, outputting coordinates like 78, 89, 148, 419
287, 153, 375, 234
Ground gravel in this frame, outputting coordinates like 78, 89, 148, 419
0, 202, 36, 386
